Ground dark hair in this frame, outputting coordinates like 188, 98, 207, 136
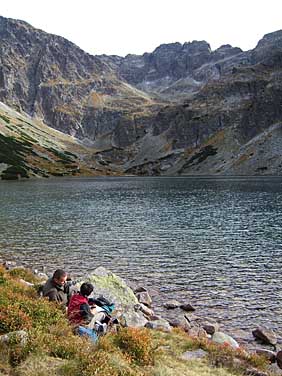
80, 282, 94, 297
53, 269, 67, 280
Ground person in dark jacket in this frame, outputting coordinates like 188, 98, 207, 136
68, 282, 95, 326
42, 269, 68, 306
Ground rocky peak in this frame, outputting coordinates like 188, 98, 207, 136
182, 40, 211, 54
212, 44, 242, 60
252, 30, 282, 67
255, 30, 282, 48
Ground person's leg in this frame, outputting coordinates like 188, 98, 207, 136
87, 311, 106, 330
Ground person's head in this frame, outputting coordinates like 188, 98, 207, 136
53, 269, 67, 286
80, 282, 94, 297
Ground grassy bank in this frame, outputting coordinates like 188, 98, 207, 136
0, 266, 271, 375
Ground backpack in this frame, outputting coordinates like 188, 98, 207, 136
90, 296, 115, 315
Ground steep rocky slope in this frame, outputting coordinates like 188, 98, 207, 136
0, 15, 282, 177
0, 101, 116, 179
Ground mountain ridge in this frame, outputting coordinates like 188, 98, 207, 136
0, 15, 282, 177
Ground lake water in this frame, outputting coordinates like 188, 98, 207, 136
1, 176, 282, 337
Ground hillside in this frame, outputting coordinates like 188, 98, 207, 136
0, 16, 282, 177
0, 101, 116, 179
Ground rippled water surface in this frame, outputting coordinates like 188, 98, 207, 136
1, 176, 282, 334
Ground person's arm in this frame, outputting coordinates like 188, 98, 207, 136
80, 303, 94, 323
46, 289, 59, 303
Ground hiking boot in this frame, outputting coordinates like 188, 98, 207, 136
94, 322, 107, 335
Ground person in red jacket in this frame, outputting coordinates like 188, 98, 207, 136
68, 282, 95, 326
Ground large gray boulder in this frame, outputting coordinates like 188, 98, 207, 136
120, 310, 148, 328
85, 266, 138, 314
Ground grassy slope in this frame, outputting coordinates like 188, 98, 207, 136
0, 267, 271, 376
0, 102, 116, 179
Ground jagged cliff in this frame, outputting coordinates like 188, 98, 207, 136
0, 15, 282, 177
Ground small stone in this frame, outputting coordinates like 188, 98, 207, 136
180, 303, 196, 312
163, 300, 181, 309
212, 331, 239, 349
180, 349, 208, 361
188, 326, 208, 339
0, 330, 28, 346
267, 363, 282, 375
255, 349, 276, 362
136, 291, 152, 307
277, 350, 282, 369
139, 303, 154, 318
252, 327, 277, 346
202, 322, 219, 335
150, 315, 162, 321
134, 286, 147, 293
245, 368, 268, 376
3, 261, 17, 270
169, 316, 191, 331
145, 319, 171, 332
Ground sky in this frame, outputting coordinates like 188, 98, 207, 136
1, 0, 282, 57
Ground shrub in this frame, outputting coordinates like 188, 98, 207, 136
113, 328, 154, 366
0, 305, 32, 333
8, 268, 42, 284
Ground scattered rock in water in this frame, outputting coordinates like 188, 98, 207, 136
255, 348, 276, 363
212, 331, 239, 349
150, 314, 162, 321
252, 327, 277, 346
0, 330, 28, 346
163, 300, 181, 309
180, 349, 208, 361
180, 303, 195, 312
134, 286, 147, 293
168, 316, 191, 332
188, 326, 208, 339
145, 319, 172, 332
202, 321, 220, 335
136, 291, 152, 307
138, 303, 154, 318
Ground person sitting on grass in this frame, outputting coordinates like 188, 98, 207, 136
68, 282, 107, 330
42, 269, 68, 306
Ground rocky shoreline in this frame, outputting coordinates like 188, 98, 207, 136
1, 258, 282, 375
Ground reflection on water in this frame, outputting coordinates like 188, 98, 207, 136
0, 176, 282, 334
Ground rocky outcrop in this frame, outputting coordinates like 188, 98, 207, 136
100, 41, 243, 96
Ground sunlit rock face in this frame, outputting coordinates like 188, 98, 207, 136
1, 15, 282, 176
